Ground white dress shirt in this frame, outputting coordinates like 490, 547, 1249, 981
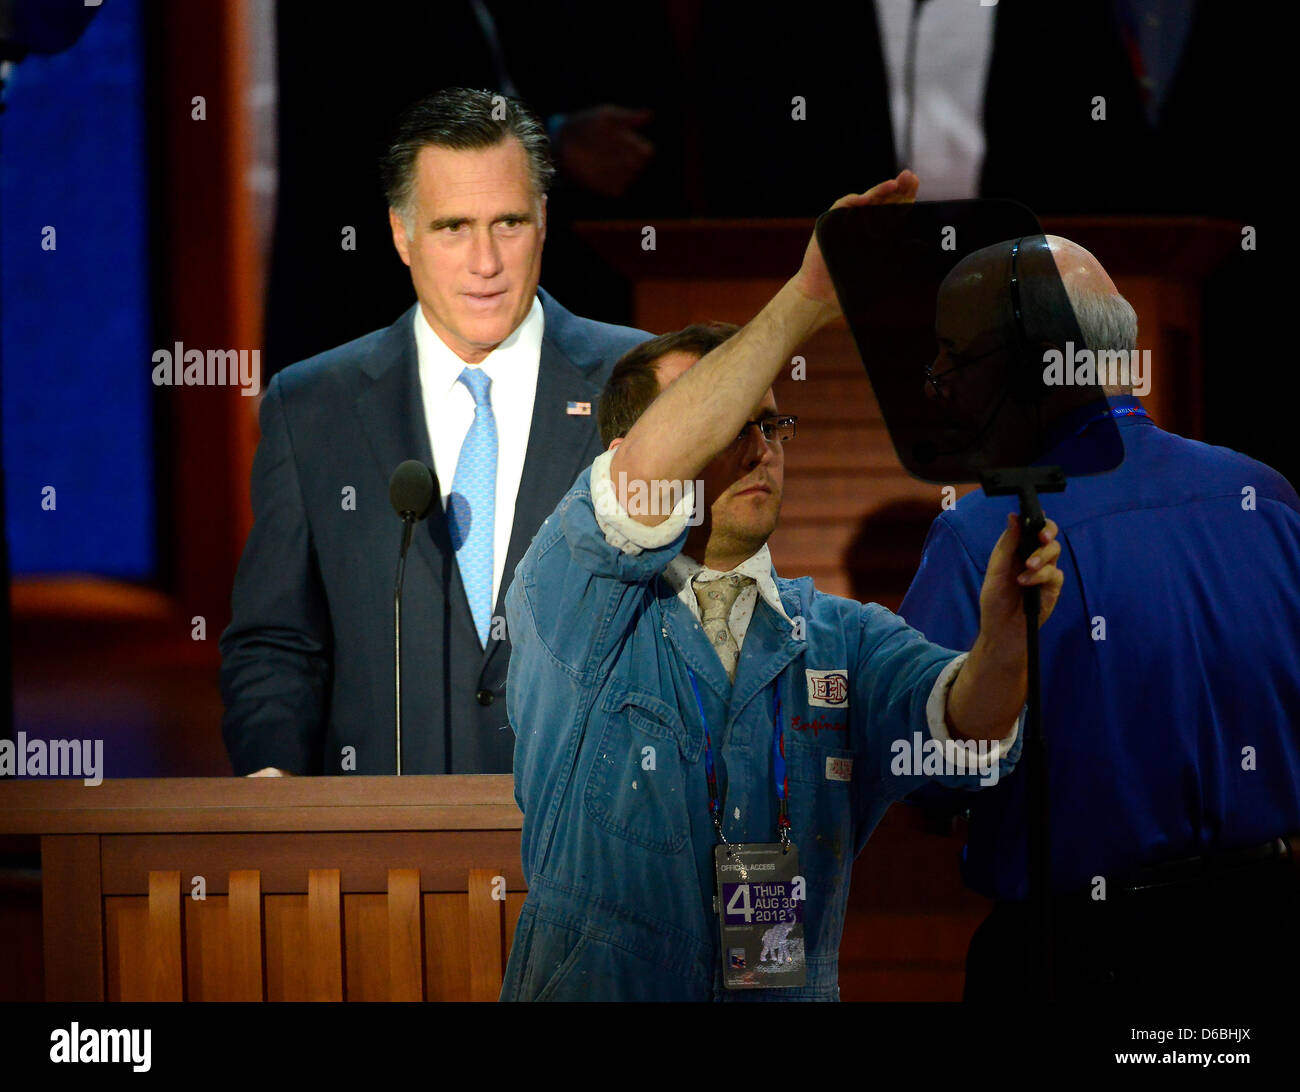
415, 296, 543, 615
588, 448, 1018, 751
876, 0, 997, 200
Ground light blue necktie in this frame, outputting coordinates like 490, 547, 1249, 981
447, 367, 497, 646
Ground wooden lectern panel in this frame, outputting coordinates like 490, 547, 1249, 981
183, 886, 224, 999
387, 869, 424, 1001
467, 868, 504, 1002
106, 872, 524, 1001
342, 894, 389, 1000
145, 871, 183, 1001
227, 870, 264, 1000
39, 834, 104, 1002
183, 869, 264, 1001
9, 777, 527, 1002
425, 892, 471, 1001
306, 869, 343, 1001
105, 897, 148, 1002
264, 895, 308, 1001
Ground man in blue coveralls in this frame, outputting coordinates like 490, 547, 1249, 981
501, 172, 1067, 1001
899, 235, 1300, 1001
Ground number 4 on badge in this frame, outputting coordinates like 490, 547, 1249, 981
726, 884, 753, 922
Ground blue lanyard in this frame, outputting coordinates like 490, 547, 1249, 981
686, 668, 790, 848
1070, 404, 1150, 439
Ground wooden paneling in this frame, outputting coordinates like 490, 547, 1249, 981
105, 896, 147, 1002
306, 869, 343, 1001
425, 892, 472, 1001
181, 870, 264, 1000
100, 865, 528, 1000
387, 869, 424, 1002
227, 869, 264, 1000
0, 775, 522, 834
99, 830, 525, 895
144, 871, 184, 1000
839, 805, 993, 1001
264, 894, 308, 1001
39, 835, 103, 1001
184, 890, 225, 1000
343, 893, 389, 1001
466, 868, 504, 1002
636, 277, 784, 334
19, 779, 529, 1001
0, 866, 44, 1003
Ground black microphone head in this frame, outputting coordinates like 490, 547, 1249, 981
389, 460, 435, 520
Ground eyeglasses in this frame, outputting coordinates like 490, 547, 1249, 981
928, 238, 1027, 398
924, 345, 1004, 397
735, 414, 797, 444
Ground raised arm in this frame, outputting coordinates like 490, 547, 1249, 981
609, 171, 919, 524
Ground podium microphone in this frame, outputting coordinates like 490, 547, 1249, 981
388, 460, 435, 774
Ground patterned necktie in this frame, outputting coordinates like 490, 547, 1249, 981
693, 572, 755, 683
447, 367, 497, 646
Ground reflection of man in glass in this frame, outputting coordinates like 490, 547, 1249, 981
924, 235, 1111, 470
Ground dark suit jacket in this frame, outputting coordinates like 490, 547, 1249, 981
220, 289, 650, 774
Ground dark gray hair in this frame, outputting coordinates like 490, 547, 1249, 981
379, 87, 555, 227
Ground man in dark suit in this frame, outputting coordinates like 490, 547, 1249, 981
220, 88, 650, 776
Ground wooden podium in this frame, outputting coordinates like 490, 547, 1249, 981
0, 776, 524, 1002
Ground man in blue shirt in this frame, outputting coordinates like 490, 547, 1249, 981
501, 172, 1069, 1001
899, 234, 1300, 1001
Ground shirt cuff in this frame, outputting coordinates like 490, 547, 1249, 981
590, 448, 695, 555
925, 652, 1020, 760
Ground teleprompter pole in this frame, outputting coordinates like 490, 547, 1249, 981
980, 465, 1066, 1000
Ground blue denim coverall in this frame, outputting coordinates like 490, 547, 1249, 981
501, 464, 1022, 1000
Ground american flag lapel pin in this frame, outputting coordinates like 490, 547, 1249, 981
566, 401, 591, 416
